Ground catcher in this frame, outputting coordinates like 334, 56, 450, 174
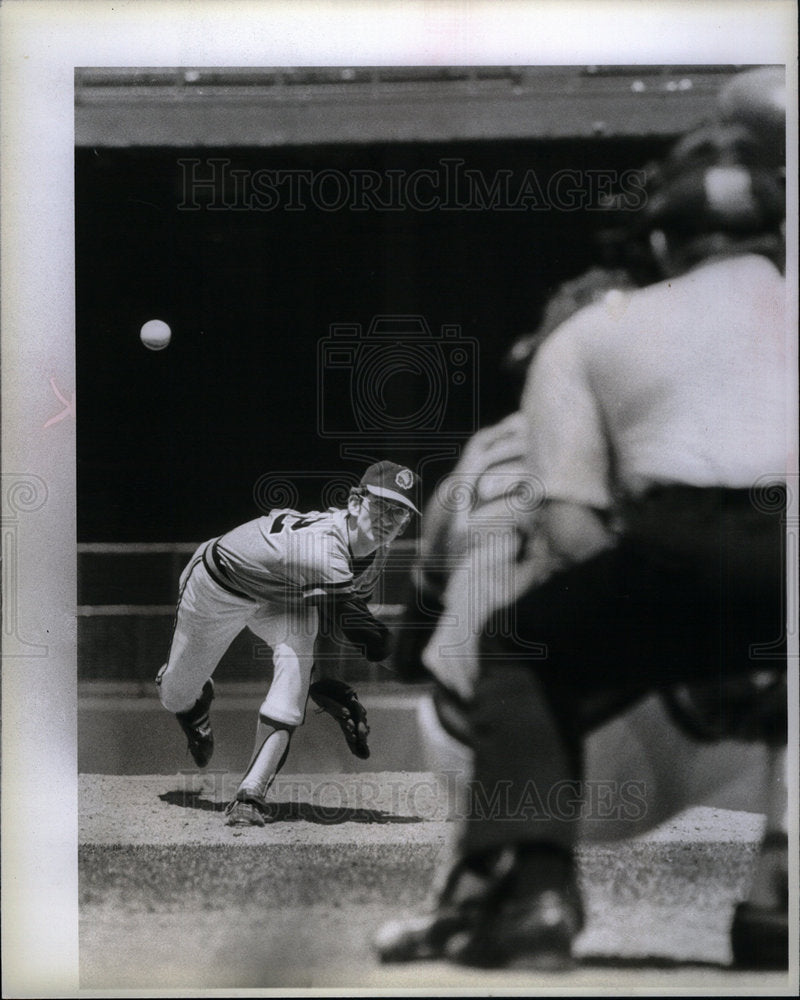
155, 460, 420, 825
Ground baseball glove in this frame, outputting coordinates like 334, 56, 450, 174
309, 677, 371, 759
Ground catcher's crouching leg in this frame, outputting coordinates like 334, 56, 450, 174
309, 678, 370, 759
731, 743, 789, 969
374, 681, 479, 963
661, 670, 789, 968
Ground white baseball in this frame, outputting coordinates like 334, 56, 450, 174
140, 319, 172, 351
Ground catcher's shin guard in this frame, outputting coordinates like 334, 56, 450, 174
309, 677, 370, 759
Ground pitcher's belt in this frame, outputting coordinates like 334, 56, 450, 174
202, 540, 255, 601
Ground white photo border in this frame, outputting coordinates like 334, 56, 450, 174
1, 1, 797, 996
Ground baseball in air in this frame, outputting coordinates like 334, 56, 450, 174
140, 319, 172, 351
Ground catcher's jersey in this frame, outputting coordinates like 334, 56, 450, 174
209, 507, 389, 605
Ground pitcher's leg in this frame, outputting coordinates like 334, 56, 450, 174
259, 625, 318, 726
156, 551, 254, 766
225, 606, 318, 825
157, 553, 249, 712
156, 618, 232, 714
224, 713, 296, 827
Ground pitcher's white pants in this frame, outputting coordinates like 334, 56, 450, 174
157, 543, 318, 726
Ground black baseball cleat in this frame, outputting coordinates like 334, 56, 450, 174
730, 831, 789, 970
730, 901, 789, 969
310, 679, 371, 759
224, 790, 276, 827
341, 704, 370, 760
376, 846, 584, 971
175, 679, 215, 767
446, 844, 585, 972
450, 885, 584, 971
373, 850, 511, 963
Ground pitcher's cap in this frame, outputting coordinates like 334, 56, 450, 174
360, 461, 421, 514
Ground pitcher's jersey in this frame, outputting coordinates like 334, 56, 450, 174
209, 507, 389, 605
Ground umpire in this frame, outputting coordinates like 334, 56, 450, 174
376, 91, 790, 969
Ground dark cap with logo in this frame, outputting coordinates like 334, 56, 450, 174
360, 461, 421, 515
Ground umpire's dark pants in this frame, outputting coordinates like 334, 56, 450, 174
463, 484, 788, 855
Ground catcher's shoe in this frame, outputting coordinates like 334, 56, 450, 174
175, 679, 215, 768
224, 791, 275, 827
374, 850, 510, 963
730, 832, 788, 969
730, 901, 788, 969
446, 846, 585, 971
309, 678, 370, 759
